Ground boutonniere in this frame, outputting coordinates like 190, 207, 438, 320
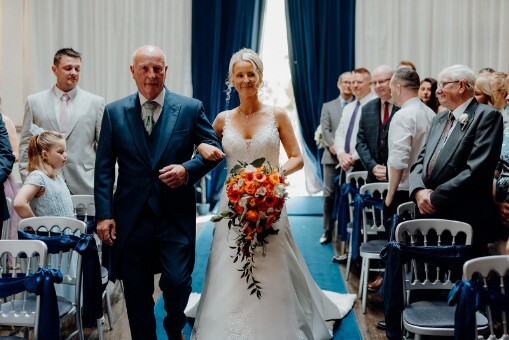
458, 113, 469, 131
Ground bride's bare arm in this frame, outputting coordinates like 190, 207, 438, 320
197, 111, 226, 161
275, 107, 304, 176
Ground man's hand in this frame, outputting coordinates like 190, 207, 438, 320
97, 218, 116, 246
415, 189, 436, 215
372, 164, 387, 181
329, 145, 336, 156
159, 164, 187, 188
338, 153, 354, 172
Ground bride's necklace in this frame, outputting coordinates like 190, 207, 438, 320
239, 104, 263, 120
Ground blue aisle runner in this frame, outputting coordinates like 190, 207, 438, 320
155, 215, 361, 339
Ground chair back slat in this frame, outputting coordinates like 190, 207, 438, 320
463, 255, 509, 339
70, 195, 95, 222
359, 183, 388, 241
346, 171, 368, 221
396, 219, 472, 291
0, 240, 47, 338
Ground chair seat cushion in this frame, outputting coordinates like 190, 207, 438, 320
403, 300, 488, 328
360, 239, 387, 255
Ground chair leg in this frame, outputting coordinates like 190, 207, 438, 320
358, 257, 365, 298
104, 286, 114, 330
362, 258, 370, 314
96, 318, 104, 340
346, 236, 353, 281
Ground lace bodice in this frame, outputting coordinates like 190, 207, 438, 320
222, 107, 280, 171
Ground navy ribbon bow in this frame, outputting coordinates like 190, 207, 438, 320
350, 192, 384, 260
18, 230, 103, 327
333, 181, 360, 241
380, 241, 474, 339
0, 268, 63, 340
448, 279, 509, 340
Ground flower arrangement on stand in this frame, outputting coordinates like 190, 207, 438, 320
211, 157, 288, 298
314, 124, 327, 149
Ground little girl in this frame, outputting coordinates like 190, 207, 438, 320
14, 131, 74, 218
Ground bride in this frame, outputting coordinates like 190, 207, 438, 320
190, 48, 355, 340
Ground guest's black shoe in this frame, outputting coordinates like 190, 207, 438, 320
320, 232, 332, 244
332, 254, 348, 263
376, 320, 386, 330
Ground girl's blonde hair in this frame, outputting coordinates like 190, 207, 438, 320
27, 131, 65, 178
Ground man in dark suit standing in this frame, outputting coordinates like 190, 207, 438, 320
95, 45, 222, 340
356, 65, 399, 184
410, 64, 503, 255
0, 115, 15, 234
319, 71, 354, 244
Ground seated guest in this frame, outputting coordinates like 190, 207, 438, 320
410, 64, 503, 256
418, 78, 439, 113
474, 76, 494, 106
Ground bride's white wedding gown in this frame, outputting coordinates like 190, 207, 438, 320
187, 108, 356, 340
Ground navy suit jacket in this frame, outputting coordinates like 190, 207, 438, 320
356, 98, 399, 183
0, 115, 14, 222
409, 99, 503, 250
94, 90, 221, 275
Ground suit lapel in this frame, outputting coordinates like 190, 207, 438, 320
66, 88, 86, 138
428, 100, 478, 180
151, 91, 180, 168
124, 94, 151, 167
43, 90, 60, 131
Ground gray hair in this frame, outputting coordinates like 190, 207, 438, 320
392, 68, 420, 90
438, 65, 476, 95
225, 48, 264, 102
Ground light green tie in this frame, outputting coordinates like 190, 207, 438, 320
143, 101, 158, 134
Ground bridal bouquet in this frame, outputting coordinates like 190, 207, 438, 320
211, 157, 288, 298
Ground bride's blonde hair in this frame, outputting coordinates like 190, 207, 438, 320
225, 48, 264, 102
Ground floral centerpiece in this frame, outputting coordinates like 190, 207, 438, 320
211, 157, 288, 298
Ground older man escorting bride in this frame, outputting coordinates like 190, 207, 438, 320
189, 48, 355, 339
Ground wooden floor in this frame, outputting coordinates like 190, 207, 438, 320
1, 242, 387, 340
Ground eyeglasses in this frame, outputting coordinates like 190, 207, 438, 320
372, 78, 391, 86
437, 80, 459, 90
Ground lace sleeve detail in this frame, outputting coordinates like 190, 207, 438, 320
24, 170, 46, 188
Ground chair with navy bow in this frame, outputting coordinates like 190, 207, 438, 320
0, 239, 48, 339
449, 255, 509, 340
357, 182, 388, 313
17, 216, 93, 340
390, 219, 487, 339
340, 171, 367, 281
70, 194, 114, 336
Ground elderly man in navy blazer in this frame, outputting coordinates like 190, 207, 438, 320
95, 45, 222, 340
410, 64, 503, 255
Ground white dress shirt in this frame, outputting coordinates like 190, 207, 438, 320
139, 88, 165, 124
334, 92, 377, 160
54, 86, 78, 126
388, 97, 435, 191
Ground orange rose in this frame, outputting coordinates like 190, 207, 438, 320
248, 197, 257, 207
265, 184, 274, 193
268, 173, 280, 185
234, 205, 244, 214
245, 182, 257, 195
245, 210, 259, 222
265, 215, 276, 228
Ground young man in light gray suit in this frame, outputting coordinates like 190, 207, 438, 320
19, 48, 105, 195
319, 71, 354, 245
